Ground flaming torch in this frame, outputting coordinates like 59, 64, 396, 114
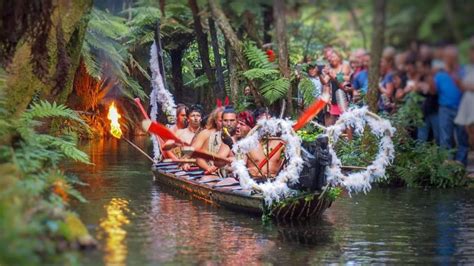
107, 102, 154, 163
108, 102, 123, 139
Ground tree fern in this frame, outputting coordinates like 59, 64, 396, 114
298, 77, 317, 106
259, 78, 290, 104
125, 6, 161, 48
21, 101, 84, 124
242, 42, 293, 105
12, 101, 91, 170
82, 8, 146, 99
243, 68, 280, 80
243, 41, 276, 69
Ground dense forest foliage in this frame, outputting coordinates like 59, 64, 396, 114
0, 0, 472, 264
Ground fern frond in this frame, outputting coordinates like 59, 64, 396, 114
259, 78, 290, 104
299, 77, 316, 105
243, 41, 275, 69
21, 101, 84, 124
129, 54, 150, 80
184, 74, 209, 88
89, 8, 129, 40
81, 42, 102, 79
243, 68, 279, 80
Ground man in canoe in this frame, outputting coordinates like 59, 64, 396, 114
195, 106, 237, 174
215, 111, 284, 182
169, 104, 188, 133
163, 104, 203, 158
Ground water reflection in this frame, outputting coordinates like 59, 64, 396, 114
146, 186, 275, 264
97, 198, 130, 266
69, 138, 474, 265
276, 219, 334, 246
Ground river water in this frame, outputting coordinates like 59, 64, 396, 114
69, 137, 474, 265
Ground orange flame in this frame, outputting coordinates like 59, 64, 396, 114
107, 102, 123, 139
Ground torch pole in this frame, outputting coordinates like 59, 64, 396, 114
121, 137, 154, 163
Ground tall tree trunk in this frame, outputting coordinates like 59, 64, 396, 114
208, 0, 245, 69
225, 40, 239, 102
444, 0, 462, 43
159, 0, 166, 17
170, 49, 184, 102
346, 1, 367, 49
242, 11, 262, 47
367, 0, 386, 112
209, 17, 225, 99
189, 0, 216, 98
273, 0, 293, 115
3, 0, 93, 117
262, 5, 273, 44
208, 0, 263, 107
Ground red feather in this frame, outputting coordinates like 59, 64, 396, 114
224, 96, 229, 106
216, 99, 222, 107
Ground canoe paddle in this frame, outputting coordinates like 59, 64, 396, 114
257, 93, 330, 169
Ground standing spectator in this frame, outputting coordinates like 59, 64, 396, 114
455, 40, 474, 149
378, 49, 396, 113
349, 48, 367, 77
435, 45, 469, 165
352, 53, 369, 94
418, 59, 439, 143
325, 50, 351, 125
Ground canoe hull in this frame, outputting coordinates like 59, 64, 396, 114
152, 164, 332, 220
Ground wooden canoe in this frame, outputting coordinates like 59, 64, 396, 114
152, 162, 333, 220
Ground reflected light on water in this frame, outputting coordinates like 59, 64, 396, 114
98, 198, 131, 266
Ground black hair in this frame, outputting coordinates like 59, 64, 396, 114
186, 104, 203, 117
176, 103, 188, 116
253, 107, 269, 119
222, 105, 236, 115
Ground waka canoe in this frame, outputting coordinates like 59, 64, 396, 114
152, 162, 333, 220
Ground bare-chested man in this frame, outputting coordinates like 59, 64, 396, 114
216, 111, 284, 181
197, 107, 237, 173
170, 104, 188, 133
163, 105, 202, 158
184, 106, 225, 172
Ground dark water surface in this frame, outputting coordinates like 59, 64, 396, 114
69, 137, 474, 265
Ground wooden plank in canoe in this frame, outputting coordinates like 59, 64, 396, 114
174, 171, 188, 176
154, 162, 177, 167
185, 175, 203, 181
157, 165, 180, 170
186, 171, 204, 175
215, 185, 243, 192
164, 169, 182, 174
198, 175, 222, 184
213, 178, 240, 188
231, 189, 254, 197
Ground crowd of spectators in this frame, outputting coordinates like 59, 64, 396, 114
296, 39, 474, 166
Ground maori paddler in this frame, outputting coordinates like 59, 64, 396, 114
182, 106, 224, 171
162, 105, 203, 158
215, 111, 285, 181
